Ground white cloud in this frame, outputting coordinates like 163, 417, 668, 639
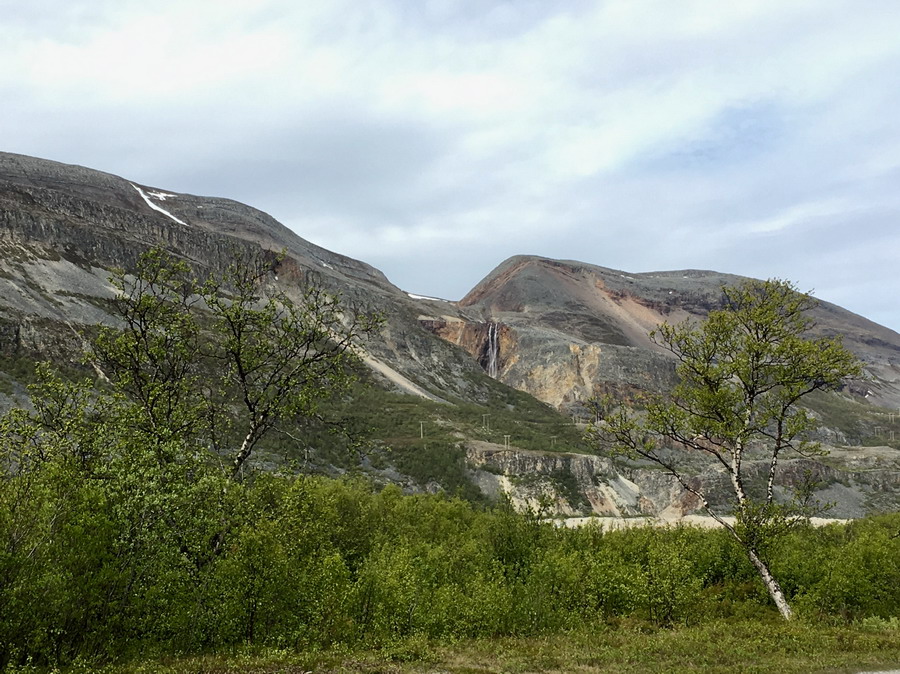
742, 199, 852, 235
16, 9, 290, 103
2, 0, 900, 330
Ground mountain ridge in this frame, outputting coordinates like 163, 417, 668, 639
2, 150, 899, 518
454, 253, 900, 410
4, 150, 899, 412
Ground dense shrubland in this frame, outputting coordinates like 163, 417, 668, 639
2, 413, 899, 669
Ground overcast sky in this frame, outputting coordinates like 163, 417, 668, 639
3, 1, 899, 331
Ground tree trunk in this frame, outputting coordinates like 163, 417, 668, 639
231, 429, 256, 481
747, 547, 793, 620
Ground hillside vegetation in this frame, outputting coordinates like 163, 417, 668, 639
2, 451, 900, 669
2, 358, 899, 671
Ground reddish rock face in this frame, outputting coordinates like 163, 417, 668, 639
457, 255, 900, 411
420, 318, 516, 379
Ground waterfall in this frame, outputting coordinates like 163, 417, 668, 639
486, 321, 500, 378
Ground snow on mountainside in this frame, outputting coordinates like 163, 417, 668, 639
0, 150, 492, 406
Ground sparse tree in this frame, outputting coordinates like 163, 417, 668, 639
93, 247, 382, 480
588, 279, 862, 619
201, 251, 381, 479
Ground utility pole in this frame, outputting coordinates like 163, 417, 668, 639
550, 435, 557, 448
503, 434, 510, 450
420, 421, 424, 439
482, 413, 491, 431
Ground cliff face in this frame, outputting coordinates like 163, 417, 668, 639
466, 441, 900, 520
434, 255, 900, 413
7, 152, 895, 419
3, 151, 899, 521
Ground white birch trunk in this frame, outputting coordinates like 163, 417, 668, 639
231, 430, 255, 480
747, 547, 794, 620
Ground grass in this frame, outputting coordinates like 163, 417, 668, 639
50, 620, 900, 673
265, 373, 592, 499
0, 345, 589, 502
344, 380, 589, 456
0, 354, 38, 396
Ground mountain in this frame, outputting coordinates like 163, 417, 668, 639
2, 151, 898, 519
0, 150, 493, 404
438, 254, 900, 412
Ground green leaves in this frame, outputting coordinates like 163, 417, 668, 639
90, 247, 382, 480
93, 251, 206, 449
198, 252, 381, 478
590, 279, 863, 619
0, 246, 386, 664
595, 279, 861, 490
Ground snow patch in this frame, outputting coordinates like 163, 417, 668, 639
147, 191, 177, 201
320, 262, 334, 270
407, 292, 450, 303
131, 184, 187, 226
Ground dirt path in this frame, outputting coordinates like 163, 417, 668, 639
555, 514, 848, 530
360, 352, 445, 402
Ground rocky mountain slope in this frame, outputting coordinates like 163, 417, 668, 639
2, 151, 898, 519
0, 151, 493, 405
425, 255, 900, 414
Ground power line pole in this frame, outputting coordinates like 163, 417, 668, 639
482, 413, 491, 431
503, 434, 510, 450
420, 421, 424, 439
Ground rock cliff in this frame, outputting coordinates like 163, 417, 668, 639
0, 151, 494, 406
422, 255, 900, 415
466, 441, 900, 519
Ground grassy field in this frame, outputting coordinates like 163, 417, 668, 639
56, 621, 900, 673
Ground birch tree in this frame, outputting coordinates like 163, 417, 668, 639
94, 248, 381, 480
588, 279, 861, 619
200, 252, 381, 479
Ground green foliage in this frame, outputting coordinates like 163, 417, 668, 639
1, 259, 897, 670
776, 515, 900, 621
803, 390, 900, 448
590, 279, 863, 619
0, 356, 37, 396
91, 248, 381, 479
339, 379, 587, 455
299, 375, 588, 500
2, 413, 900, 669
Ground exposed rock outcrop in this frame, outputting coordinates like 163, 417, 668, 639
3, 151, 900, 520
466, 441, 900, 520
0, 151, 496, 406
448, 255, 900, 411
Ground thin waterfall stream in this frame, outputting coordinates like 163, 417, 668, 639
486, 321, 499, 378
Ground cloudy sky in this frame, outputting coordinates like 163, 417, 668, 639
3, 0, 899, 331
